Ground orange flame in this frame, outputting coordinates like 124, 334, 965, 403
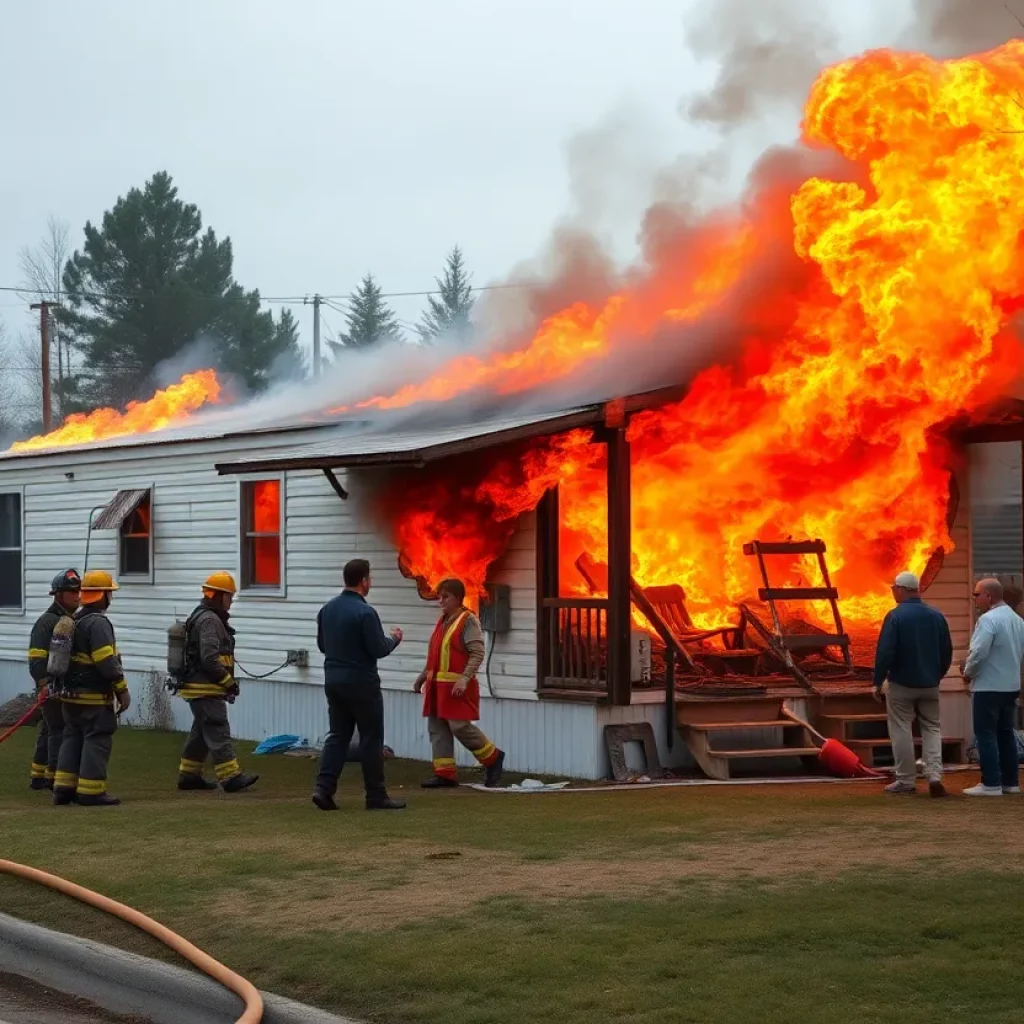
9, 370, 222, 452
378, 43, 1024, 627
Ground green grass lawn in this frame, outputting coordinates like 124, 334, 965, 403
1, 726, 1022, 1024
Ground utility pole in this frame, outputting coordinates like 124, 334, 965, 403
30, 301, 59, 431
305, 294, 322, 378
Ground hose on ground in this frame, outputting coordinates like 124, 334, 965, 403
0, 694, 46, 746
0, 860, 263, 1023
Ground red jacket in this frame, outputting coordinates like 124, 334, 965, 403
422, 610, 480, 721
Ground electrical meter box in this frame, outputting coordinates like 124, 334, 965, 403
630, 629, 652, 684
479, 583, 512, 633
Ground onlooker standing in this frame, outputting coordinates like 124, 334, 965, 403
873, 571, 953, 797
960, 578, 1024, 797
311, 559, 406, 812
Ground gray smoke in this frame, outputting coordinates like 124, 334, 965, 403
683, 0, 841, 129
899, 0, 1019, 56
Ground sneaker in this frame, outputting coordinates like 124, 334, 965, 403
177, 775, 218, 791
884, 781, 916, 795
484, 751, 506, 789
421, 775, 459, 789
311, 789, 338, 811
963, 783, 1003, 797
928, 779, 948, 798
1004, 786, 1022, 794
222, 772, 259, 794
366, 796, 406, 810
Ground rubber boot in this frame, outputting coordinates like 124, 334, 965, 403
484, 751, 506, 788
222, 772, 259, 794
77, 793, 121, 807
29, 778, 50, 791
421, 775, 459, 789
177, 774, 218, 791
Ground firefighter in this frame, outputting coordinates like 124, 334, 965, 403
414, 578, 505, 788
27, 569, 82, 790
175, 572, 258, 794
53, 570, 131, 807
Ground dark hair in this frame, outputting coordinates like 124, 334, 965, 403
437, 578, 466, 603
343, 559, 371, 588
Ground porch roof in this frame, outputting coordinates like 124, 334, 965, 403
213, 403, 607, 474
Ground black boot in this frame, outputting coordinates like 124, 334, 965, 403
222, 772, 259, 794
366, 795, 406, 810
311, 789, 338, 811
29, 778, 49, 791
77, 793, 121, 807
52, 787, 77, 806
421, 775, 459, 789
484, 751, 506, 789
178, 774, 218, 791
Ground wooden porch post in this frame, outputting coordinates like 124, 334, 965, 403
535, 487, 559, 692
606, 425, 632, 706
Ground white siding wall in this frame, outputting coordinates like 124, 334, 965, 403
0, 431, 539, 710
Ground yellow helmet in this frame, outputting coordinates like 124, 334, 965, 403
202, 571, 237, 595
81, 570, 119, 604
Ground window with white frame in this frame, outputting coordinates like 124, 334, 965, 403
92, 487, 154, 583
119, 490, 153, 579
0, 492, 23, 608
240, 478, 283, 590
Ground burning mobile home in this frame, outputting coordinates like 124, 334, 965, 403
1, 42, 1024, 778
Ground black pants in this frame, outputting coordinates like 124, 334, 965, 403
30, 699, 65, 781
55, 704, 118, 797
315, 686, 386, 800
180, 698, 240, 783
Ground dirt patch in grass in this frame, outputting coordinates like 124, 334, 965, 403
206, 809, 1021, 933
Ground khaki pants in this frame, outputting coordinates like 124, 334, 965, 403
427, 716, 498, 779
886, 683, 942, 784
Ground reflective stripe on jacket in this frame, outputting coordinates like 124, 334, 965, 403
63, 610, 127, 706
178, 602, 236, 701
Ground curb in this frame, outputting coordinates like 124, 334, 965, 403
0, 912, 359, 1024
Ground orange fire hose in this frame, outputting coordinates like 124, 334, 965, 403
0, 860, 263, 1023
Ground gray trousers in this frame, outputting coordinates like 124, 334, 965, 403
55, 704, 118, 796
179, 698, 240, 782
31, 699, 65, 780
887, 683, 943, 784
427, 715, 498, 779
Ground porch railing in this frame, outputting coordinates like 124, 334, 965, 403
541, 597, 608, 691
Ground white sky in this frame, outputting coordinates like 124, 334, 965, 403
0, 0, 916, 361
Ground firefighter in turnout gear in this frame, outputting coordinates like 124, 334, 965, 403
27, 569, 82, 790
414, 578, 505, 788
176, 572, 258, 793
53, 570, 131, 807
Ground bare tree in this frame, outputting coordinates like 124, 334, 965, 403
18, 216, 72, 417
0, 321, 23, 439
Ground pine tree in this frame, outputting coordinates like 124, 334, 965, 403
327, 274, 403, 355
417, 246, 474, 345
62, 171, 303, 404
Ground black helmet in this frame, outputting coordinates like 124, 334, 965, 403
49, 569, 82, 595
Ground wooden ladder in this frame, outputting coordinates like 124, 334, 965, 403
742, 539, 854, 689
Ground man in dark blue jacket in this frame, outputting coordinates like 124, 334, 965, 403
312, 559, 406, 811
873, 571, 953, 797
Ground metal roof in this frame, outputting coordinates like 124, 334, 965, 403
214, 405, 605, 474
91, 488, 150, 530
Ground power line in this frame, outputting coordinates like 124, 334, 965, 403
0, 281, 530, 305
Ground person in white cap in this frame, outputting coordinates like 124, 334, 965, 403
960, 578, 1024, 797
873, 571, 953, 796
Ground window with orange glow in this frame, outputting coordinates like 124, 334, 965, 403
241, 479, 282, 589
119, 492, 152, 578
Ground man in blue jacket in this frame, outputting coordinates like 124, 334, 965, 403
311, 559, 406, 812
873, 571, 953, 797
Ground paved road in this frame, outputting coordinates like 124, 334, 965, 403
0, 972, 150, 1024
